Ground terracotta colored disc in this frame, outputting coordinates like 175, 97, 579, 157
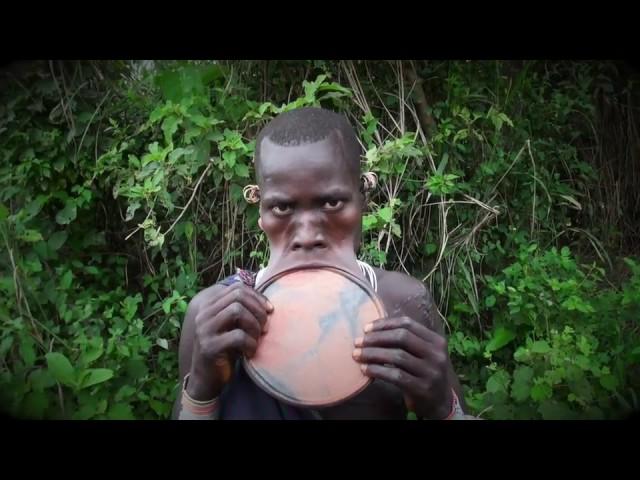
243, 267, 386, 408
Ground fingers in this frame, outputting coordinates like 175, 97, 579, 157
356, 327, 429, 358
197, 283, 273, 334
353, 346, 423, 376
202, 329, 259, 358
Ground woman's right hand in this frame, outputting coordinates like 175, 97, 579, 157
186, 282, 273, 400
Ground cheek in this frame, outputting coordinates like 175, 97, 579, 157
259, 213, 285, 238
332, 205, 362, 238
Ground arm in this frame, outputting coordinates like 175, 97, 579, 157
355, 271, 468, 419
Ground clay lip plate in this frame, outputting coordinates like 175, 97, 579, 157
243, 266, 386, 408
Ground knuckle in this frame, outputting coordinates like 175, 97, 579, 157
394, 350, 408, 366
233, 288, 243, 302
401, 316, 413, 327
397, 329, 410, 344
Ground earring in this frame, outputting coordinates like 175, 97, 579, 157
242, 185, 261, 204
360, 172, 378, 193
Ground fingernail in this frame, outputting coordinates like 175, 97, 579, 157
352, 348, 362, 360
360, 364, 367, 374
266, 301, 274, 312
354, 336, 364, 347
364, 322, 374, 333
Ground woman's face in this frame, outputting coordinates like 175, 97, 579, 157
257, 134, 363, 274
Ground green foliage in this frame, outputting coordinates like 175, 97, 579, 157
1, 60, 638, 419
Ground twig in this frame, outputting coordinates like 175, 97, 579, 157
164, 161, 212, 236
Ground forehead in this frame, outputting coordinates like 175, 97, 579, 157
258, 135, 357, 192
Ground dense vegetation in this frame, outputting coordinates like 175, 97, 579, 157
1, 60, 638, 419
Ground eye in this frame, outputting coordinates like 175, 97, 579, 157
272, 203, 293, 216
323, 199, 344, 211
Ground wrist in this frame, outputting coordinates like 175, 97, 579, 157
187, 364, 223, 400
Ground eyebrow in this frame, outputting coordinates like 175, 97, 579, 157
262, 188, 353, 203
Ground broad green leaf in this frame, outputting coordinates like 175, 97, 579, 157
234, 162, 249, 178
378, 206, 393, 223
599, 374, 618, 392
511, 366, 534, 402
29, 369, 56, 392
79, 368, 114, 389
485, 327, 516, 353
485, 295, 496, 308
157, 338, 169, 350
531, 340, 551, 354
162, 115, 181, 144
19, 337, 36, 368
184, 221, 194, 241
79, 338, 103, 366
46, 352, 75, 387
60, 270, 73, 290
108, 402, 135, 420
48, 231, 68, 251
72, 403, 97, 420
115, 385, 137, 402
19, 229, 43, 243
530, 382, 552, 401
424, 243, 438, 255
486, 370, 511, 394
55, 201, 77, 225
0, 203, 8, 221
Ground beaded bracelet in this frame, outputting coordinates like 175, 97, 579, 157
178, 374, 220, 420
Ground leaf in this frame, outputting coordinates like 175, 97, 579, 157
79, 338, 104, 366
79, 368, 114, 389
485, 327, 516, 353
55, 201, 77, 225
46, 352, 75, 387
0, 203, 8, 221
234, 162, 250, 178
531, 340, 551, 354
29, 369, 56, 392
108, 402, 135, 420
48, 231, 68, 251
115, 385, 137, 402
378, 206, 393, 223
156, 338, 169, 350
222, 151, 237, 168
60, 270, 73, 290
23, 195, 48, 220
486, 370, 511, 394
511, 366, 534, 402
599, 374, 618, 392
162, 115, 181, 144
19, 229, 44, 243
125, 201, 141, 221
19, 337, 36, 368
485, 295, 496, 308
424, 243, 438, 256
530, 382, 552, 401
538, 400, 576, 420
72, 403, 98, 420
184, 221, 194, 241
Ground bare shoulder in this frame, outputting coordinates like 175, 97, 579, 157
373, 268, 444, 335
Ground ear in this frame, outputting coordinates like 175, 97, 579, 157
258, 216, 264, 231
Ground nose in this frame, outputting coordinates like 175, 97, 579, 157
291, 214, 327, 251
